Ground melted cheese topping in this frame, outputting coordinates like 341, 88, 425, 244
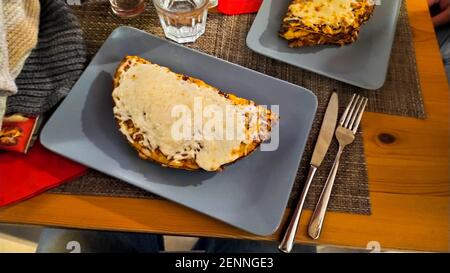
287, 0, 374, 32
112, 63, 270, 171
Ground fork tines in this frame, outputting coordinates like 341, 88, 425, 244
339, 94, 368, 133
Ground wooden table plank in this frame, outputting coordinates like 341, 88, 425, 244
0, 0, 448, 252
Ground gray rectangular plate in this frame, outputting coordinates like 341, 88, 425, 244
41, 26, 317, 236
246, 0, 402, 90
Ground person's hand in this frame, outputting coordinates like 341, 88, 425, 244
428, 0, 450, 27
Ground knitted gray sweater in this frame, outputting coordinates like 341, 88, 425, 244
6, 0, 87, 116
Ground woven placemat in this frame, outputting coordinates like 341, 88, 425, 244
50, 1, 424, 215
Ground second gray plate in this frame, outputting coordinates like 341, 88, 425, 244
246, 0, 402, 90
41, 26, 317, 236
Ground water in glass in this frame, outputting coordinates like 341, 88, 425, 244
153, 0, 209, 43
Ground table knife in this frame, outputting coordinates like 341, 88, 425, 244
278, 92, 338, 253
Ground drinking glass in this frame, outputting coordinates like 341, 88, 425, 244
109, 0, 145, 18
153, 0, 210, 43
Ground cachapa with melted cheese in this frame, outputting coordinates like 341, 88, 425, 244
112, 56, 277, 171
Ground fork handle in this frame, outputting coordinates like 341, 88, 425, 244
308, 146, 344, 239
278, 165, 317, 253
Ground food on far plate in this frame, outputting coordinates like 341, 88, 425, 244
112, 56, 278, 172
279, 0, 375, 47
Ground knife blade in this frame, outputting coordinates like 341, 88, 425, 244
278, 92, 338, 253
310, 92, 339, 167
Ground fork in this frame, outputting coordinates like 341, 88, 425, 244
308, 94, 368, 240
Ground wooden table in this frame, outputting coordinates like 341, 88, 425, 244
0, 0, 448, 252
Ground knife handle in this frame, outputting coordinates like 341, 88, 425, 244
278, 165, 317, 253
308, 146, 343, 240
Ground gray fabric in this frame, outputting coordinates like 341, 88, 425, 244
5, 0, 87, 116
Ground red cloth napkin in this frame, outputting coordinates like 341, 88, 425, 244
0, 141, 87, 207
218, 0, 263, 15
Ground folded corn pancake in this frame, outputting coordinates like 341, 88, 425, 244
112, 56, 277, 172
280, 0, 375, 47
